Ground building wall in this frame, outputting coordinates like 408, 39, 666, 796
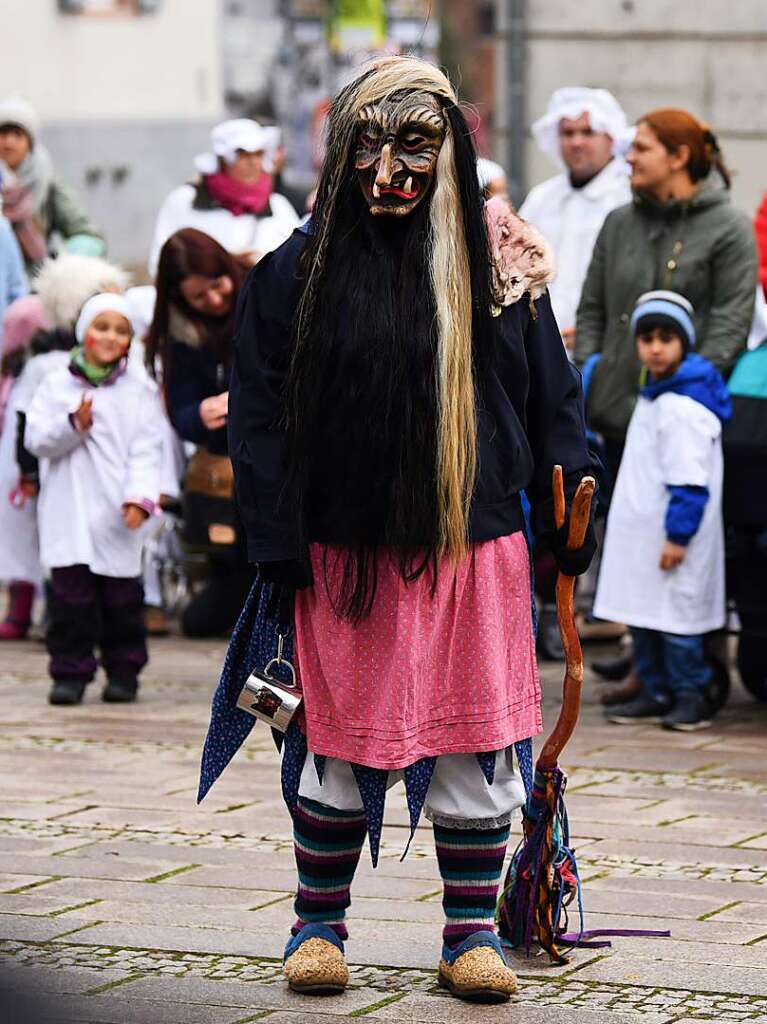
3, 0, 225, 270
523, 0, 767, 217
3, 0, 223, 121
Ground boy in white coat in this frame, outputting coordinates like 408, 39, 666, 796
594, 291, 732, 731
25, 294, 163, 705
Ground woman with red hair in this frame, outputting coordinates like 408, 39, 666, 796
146, 229, 254, 637
575, 108, 757, 480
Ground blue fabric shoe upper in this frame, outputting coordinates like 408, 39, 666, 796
284, 922, 345, 962
441, 929, 507, 966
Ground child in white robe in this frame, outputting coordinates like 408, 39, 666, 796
595, 291, 732, 731
25, 294, 164, 705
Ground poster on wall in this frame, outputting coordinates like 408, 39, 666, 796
328, 0, 387, 54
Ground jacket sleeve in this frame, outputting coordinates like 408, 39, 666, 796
573, 217, 610, 367
665, 485, 709, 545
1, 219, 27, 304
45, 180, 104, 251
123, 387, 164, 512
164, 343, 210, 444
524, 291, 600, 539
228, 259, 300, 563
697, 212, 758, 374
24, 376, 87, 460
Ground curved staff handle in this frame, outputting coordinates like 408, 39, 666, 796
538, 466, 596, 770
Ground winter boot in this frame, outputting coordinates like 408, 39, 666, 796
0, 581, 35, 640
606, 692, 670, 724
48, 680, 87, 706
102, 676, 139, 703
662, 693, 713, 732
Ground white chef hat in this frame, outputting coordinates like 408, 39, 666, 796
194, 119, 281, 175
75, 293, 134, 344
532, 87, 633, 168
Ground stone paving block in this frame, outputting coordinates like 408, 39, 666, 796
0, 802, 96, 822
586, 875, 767, 905
0, 961, 130, 994
571, 819, 764, 848
53, 921, 287, 959
62, 897, 293, 931
0, 873, 52, 892
580, 887, 722, 920
599, 935, 767, 968
121, 975, 393, 1014
35, 878, 286, 909
573, 955, 767, 995
20, 991, 257, 1023
0, 915, 100, 942
371, 991, 671, 1024
0, 851, 191, 883
0, 893, 94, 916
716, 903, 767, 926
581, 838, 767, 870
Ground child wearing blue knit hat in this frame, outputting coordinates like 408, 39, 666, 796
594, 290, 732, 730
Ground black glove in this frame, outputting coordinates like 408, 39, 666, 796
257, 559, 313, 627
256, 558, 313, 589
550, 521, 597, 577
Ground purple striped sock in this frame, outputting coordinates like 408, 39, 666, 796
433, 821, 510, 949
292, 796, 367, 941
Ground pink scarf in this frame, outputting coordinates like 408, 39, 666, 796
204, 172, 273, 217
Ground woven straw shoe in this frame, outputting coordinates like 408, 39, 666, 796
283, 924, 349, 995
438, 931, 518, 1003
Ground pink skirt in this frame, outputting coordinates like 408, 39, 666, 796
293, 533, 542, 770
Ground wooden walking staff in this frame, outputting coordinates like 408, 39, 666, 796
539, 466, 596, 770
497, 464, 595, 962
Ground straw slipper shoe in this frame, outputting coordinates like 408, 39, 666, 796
283, 923, 349, 995
437, 931, 518, 1004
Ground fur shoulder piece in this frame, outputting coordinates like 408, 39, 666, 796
484, 195, 556, 309
34, 254, 130, 330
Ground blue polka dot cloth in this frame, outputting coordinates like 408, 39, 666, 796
197, 579, 295, 804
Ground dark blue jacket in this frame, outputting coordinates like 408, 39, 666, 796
165, 340, 230, 455
228, 230, 597, 563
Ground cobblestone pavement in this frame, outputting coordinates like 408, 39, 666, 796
2, 633, 767, 1022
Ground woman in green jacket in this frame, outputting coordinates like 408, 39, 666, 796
575, 108, 757, 478
0, 97, 104, 275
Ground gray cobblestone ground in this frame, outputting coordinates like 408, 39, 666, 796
1, 634, 767, 1022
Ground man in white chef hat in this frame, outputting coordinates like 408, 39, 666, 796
519, 87, 633, 351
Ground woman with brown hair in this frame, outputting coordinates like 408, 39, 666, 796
146, 228, 254, 637
575, 108, 757, 482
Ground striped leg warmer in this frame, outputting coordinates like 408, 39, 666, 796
433, 821, 511, 949
292, 796, 368, 940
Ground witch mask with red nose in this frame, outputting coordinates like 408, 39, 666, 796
354, 91, 446, 217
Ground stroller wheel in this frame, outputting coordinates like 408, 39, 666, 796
737, 634, 767, 702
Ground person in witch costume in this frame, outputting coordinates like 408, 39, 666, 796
198, 57, 598, 1003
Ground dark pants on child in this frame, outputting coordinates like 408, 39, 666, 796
47, 565, 146, 684
631, 626, 711, 704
